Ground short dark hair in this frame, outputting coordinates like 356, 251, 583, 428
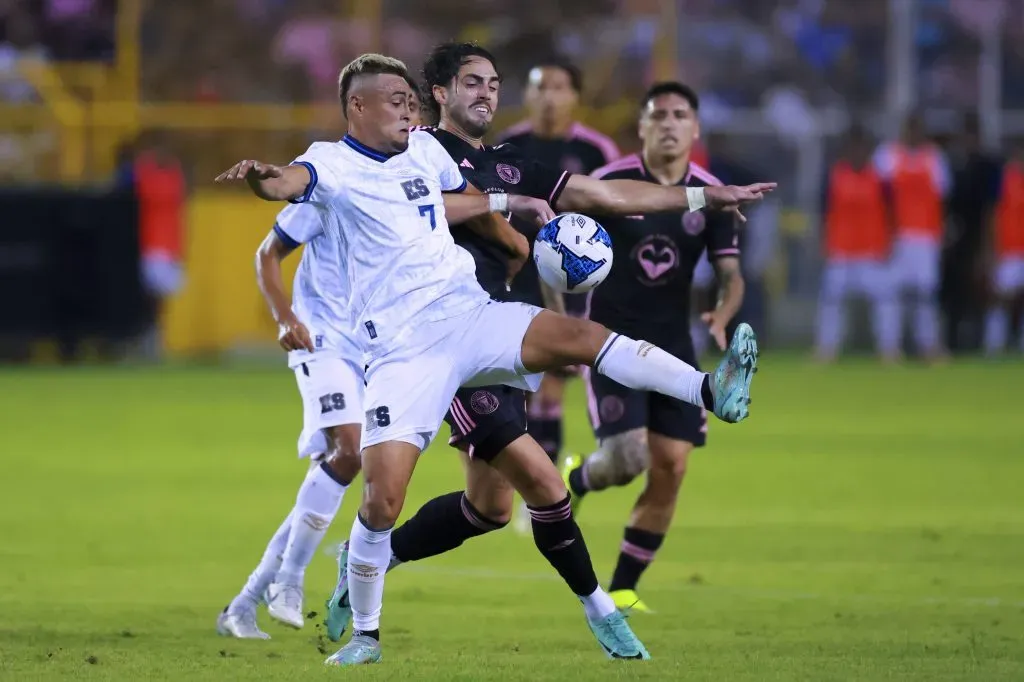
422, 42, 500, 92
530, 59, 583, 92
640, 82, 699, 112
421, 42, 500, 118
338, 53, 412, 113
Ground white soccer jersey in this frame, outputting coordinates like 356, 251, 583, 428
273, 202, 361, 367
291, 130, 487, 356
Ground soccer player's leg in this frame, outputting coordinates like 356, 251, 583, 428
911, 241, 946, 361
325, 352, 460, 666
607, 394, 705, 613
516, 307, 757, 424
862, 259, 902, 362
984, 257, 1024, 354
814, 260, 850, 362
459, 303, 650, 659
564, 369, 649, 517
482, 433, 648, 659
517, 374, 569, 532
324, 385, 522, 643
391, 386, 520, 563
219, 357, 362, 638
266, 358, 363, 629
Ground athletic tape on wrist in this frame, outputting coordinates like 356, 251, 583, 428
489, 192, 509, 213
686, 186, 706, 212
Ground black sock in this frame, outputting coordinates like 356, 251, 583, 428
354, 628, 380, 642
567, 466, 588, 498
528, 495, 599, 596
389, 491, 506, 563
527, 415, 562, 464
700, 374, 715, 411
609, 527, 665, 592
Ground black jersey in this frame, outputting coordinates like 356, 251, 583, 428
419, 126, 571, 298
499, 122, 621, 307
587, 154, 741, 351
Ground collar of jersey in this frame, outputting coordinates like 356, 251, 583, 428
343, 134, 398, 162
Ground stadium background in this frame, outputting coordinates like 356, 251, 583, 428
0, 1, 1022, 679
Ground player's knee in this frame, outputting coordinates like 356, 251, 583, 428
323, 426, 362, 485
361, 493, 403, 529
608, 436, 649, 486
521, 466, 569, 507
360, 478, 407, 528
554, 316, 609, 365
650, 452, 689, 486
465, 484, 514, 526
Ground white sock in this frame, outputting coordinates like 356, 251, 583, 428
228, 511, 293, 613
595, 333, 708, 408
276, 463, 347, 584
579, 586, 617, 620
347, 514, 393, 633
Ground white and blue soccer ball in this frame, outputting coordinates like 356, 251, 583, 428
534, 213, 613, 294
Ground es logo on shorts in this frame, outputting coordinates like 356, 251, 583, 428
365, 406, 391, 430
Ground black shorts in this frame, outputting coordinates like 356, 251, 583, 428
584, 357, 708, 446
444, 384, 528, 462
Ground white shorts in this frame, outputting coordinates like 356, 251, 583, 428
360, 301, 544, 452
293, 356, 365, 459
891, 234, 940, 295
994, 256, 1024, 295
141, 253, 184, 297
820, 258, 893, 303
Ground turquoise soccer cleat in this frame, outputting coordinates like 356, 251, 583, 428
586, 610, 651, 660
323, 634, 382, 666
710, 322, 759, 423
324, 541, 352, 642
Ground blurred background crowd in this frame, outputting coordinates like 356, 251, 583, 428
2, 0, 1023, 363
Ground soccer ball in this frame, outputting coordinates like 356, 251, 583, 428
534, 213, 614, 294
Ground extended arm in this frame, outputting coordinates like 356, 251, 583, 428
216, 160, 312, 202
709, 256, 745, 326
444, 190, 557, 228
255, 230, 313, 351
555, 174, 776, 221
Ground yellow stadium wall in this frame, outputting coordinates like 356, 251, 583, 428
163, 192, 300, 356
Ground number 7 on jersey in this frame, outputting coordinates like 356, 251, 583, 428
418, 204, 436, 230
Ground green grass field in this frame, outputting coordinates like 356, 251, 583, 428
1, 357, 1023, 681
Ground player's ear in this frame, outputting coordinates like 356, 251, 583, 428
431, 84, 447, 108
694, 118, 701, 141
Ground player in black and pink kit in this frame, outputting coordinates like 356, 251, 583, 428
499, 62, 621, 501
563, 82, 746, 614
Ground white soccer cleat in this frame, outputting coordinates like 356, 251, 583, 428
216, 608, 271, 640
266, 582, 305, 629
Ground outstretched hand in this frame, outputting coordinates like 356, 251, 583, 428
214, 160, 285, 184
508, 195, 557, 227
703, 183, 777, 222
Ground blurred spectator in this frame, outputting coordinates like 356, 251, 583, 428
0, 8, 54, 182
815, 124, 899, 362
0, 8, 46, 102
983, 138, 1024, 354
129, 134, 188, 360
873, 113, 951, 361
943, 112, 1001, 353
